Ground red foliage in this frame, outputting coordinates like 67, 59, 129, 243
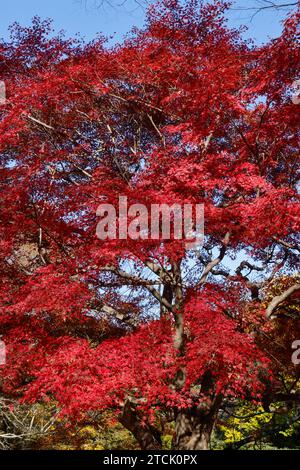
0, 0, 299, 422
1, 287, 270, 418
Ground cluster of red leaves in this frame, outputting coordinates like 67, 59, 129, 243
0, 286, 270, 417
0, 0, 299, 420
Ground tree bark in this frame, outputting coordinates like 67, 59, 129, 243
173, 405, 219, 450
119, 401, 162, 450
173, 396, 222, 450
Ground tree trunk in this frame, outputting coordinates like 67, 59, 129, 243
119, 401, 162, 450
173, 402, 220, 450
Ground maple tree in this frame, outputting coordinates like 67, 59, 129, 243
0, 0, 299, 450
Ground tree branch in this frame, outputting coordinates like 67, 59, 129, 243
266, 283, 300, 318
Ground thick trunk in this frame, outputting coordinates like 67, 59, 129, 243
119, 401, 162, 450
173, 402, 220, 450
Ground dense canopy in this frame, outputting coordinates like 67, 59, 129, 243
0, 0, 299, 450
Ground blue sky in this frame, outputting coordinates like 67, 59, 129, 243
0, 0, 293, 45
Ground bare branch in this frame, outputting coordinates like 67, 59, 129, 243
266, 283, 300, 318
196, 232, 230, 286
